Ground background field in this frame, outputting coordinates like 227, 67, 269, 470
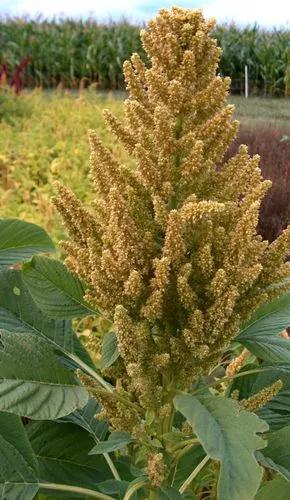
0, 89, 289, 244
1, 19, 290, 95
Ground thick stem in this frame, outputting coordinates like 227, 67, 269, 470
39, 482, 114, 499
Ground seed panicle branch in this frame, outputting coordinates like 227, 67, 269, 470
54, 7, 290, 438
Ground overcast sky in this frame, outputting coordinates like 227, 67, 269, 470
0, 0, 289, 27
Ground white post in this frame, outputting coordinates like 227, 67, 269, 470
245, 64, 248, 98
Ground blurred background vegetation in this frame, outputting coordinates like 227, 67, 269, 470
0, 18, 289, 95
0, 88, 289, 245
0, 17, 289, 252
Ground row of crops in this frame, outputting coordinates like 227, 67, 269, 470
0, 18, 290, 95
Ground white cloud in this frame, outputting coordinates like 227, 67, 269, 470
8, 0, 145, 21
3, 0, 290, 26
203, 0, 290, 27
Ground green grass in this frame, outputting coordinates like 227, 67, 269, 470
231, 96, 290, 128
0, 90, 288, 242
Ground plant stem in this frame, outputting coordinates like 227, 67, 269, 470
123, 479, 149, 499
103, 453, 121, 481
179, 455, 211, 494
39, 482, 114, 499
171, 438, 199, 452
192, 367, 272, 396
69, 353, 114, 392
91, 387, 143, 414
174, 443, 196, 463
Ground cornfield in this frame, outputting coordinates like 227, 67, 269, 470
0, 17, 289, 94
215, 24, 290, 96
0, 18, 144, 89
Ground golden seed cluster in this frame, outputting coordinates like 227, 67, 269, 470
54, 7, 290, 430
240, 380, 283, 412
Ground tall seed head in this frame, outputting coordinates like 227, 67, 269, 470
54, 7, 290, 426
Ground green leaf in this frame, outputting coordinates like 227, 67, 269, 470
27, 421, 112, 492
229, 364, 290, 431
101, 332, 119, 370
255, 476, 290, 499
0, 218, 55, 267
157, 487, 185, 499
0, 331, 88, 419
96, 480, 129, 498
258, 425, 290, 480
259, 391, 290, 430
237, 293, 290, 362
89, 431, 134, 455
170, 445, 206, 489
58, 398, 108, 442
0, 411, 39, 499
174, 394, 268, 500
0, 268, 95, 369
22, 256, 95, 319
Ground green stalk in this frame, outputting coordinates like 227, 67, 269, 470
69, 353, 114, 392
103, 453, 121, 481
89, 387, 144, 414
178, 455, 211, 494
39, 482, 115, 499
192, 367, 272, 396
171, 438, 199, 452
123, 479, 149, 499
148, 489, 158, 499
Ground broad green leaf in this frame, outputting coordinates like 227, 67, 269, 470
0, 218, 55, 267
0, 331, 88, 419
27, 421, 112, 493
228, 363, 260, 399
0, 411, 39, 500
96, 480, 129, 498
22, 256, 95, 319
229, 364, 290, 431
170, 445, 206, 489
101, 332, 119, 370
257, 425, 290, 480
255, 476, 290, 499
0, 268, 95, 369
58, 398, 108, 442
89, 431, 134, 455
174, 394, 268, 500
259, 391, 290, 430
158, 487, 187, 499
237, 293, 290, 362
250, 367, 290, 432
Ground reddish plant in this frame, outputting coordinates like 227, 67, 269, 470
226, 124, 290, 243
10, 57, 30, 93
